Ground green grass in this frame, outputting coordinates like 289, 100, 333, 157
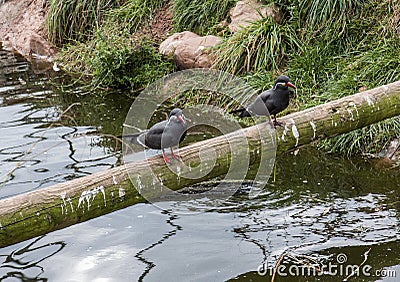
55, 0, 172, 92
213, 0, 400, 156
213, 16, 299, 74
172, 0, 237, 35
46, 0, 120, 45
50, 0, 400, 157
389, 0, 400, 39
58, 28, 175, 92
290, 37, 400, 156
106, 0, 163, 32
298, 0, 363, 35
90, 32, 174, 90
319, 117, 400, 156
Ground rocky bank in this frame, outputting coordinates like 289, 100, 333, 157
0, 0, 56, 61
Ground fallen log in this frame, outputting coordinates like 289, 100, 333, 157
0, 80, 399, 247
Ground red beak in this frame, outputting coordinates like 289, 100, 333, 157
178, 115, 185, 123
286, 82, 296, 89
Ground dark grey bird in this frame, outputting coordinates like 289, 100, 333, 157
230, 75, 296, 125
137, 108, 187, 163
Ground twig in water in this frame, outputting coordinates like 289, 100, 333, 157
285, 253, 322, 274
271, 252, 286, 282
343, 247, 372, 281
273, 161, 276, 183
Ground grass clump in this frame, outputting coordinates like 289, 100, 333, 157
215, 0, 400, 157
311, 40, 400, 156
58, 28, 175, 91
213, 17, 299, 74
90, 34, 174, 90
106, 0, 163, 33
315, 38, 400, 156
285, 2, 400, 156
55, 0, 174, 93
46, 0, 120, 45
172, 0, 237, 35
298, 0, 363, 35
388, 0, 400, 39
319, 117, 400, 156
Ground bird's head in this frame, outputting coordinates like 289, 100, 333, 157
169, 108, 186, 123
274, 75, 296, 90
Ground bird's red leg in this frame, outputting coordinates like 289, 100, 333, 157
170, 147, 180, 160
162, 149, 171, 164
273, 115, 283, 127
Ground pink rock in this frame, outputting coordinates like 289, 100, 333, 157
228, 0, 282, 32
0, 0, 56, 61
159, 31, 200, 56
173, 35, 222, 69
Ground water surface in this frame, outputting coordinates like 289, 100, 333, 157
0, 45, 398, 282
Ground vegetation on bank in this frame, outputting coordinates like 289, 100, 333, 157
172, 0, 236, 35
47, 0, 120, 45
48, 0, 175, 91
47, 0, 400, 157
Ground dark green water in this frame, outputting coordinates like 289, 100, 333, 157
0, 45, 399, 281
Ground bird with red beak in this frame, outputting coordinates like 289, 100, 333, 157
231, 75, 296, 126
137, 108, 187, 163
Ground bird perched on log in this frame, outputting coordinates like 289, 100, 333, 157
136, 108, 187, 164
230, 75, 296, 126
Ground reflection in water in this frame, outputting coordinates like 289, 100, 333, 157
0, 46, 128, 199
225, 149, 400, 281
0, 236, 65, 281
1, 46, 399, 281
127, 150, 398, 281
135, 211, 182, 281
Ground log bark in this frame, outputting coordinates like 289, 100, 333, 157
1, 80, 400, 247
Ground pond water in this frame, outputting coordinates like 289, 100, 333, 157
0, 45, 399, 281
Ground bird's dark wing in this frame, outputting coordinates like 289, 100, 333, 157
259, 89, 273, 103
135, 120, 168, 149
180, 130, 187, 143
147, 120, 167, 135
260, 89, 276, 114
229, 108, 250, 117
230, 89, 274, 117
269, 87, 290, 115
246, 90, 273, 116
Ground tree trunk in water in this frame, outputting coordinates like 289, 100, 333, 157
1, 80, 399, 247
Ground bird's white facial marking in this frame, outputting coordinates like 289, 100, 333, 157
274, 82, 287, 90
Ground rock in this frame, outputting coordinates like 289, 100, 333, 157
28, 32, 57, 59
380, 138, 400, 160
173, 35, 222, 69
159, 31, 199, 56
228, 0, 282, 33
0, 0, 56, 61
159, 31, 222, 69
374, 138, 400, 169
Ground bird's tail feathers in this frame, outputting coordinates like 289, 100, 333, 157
136, 133, 147, 148
229, 108, 245, 114
122, 133, 148, 148
230, 108, 251, 118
